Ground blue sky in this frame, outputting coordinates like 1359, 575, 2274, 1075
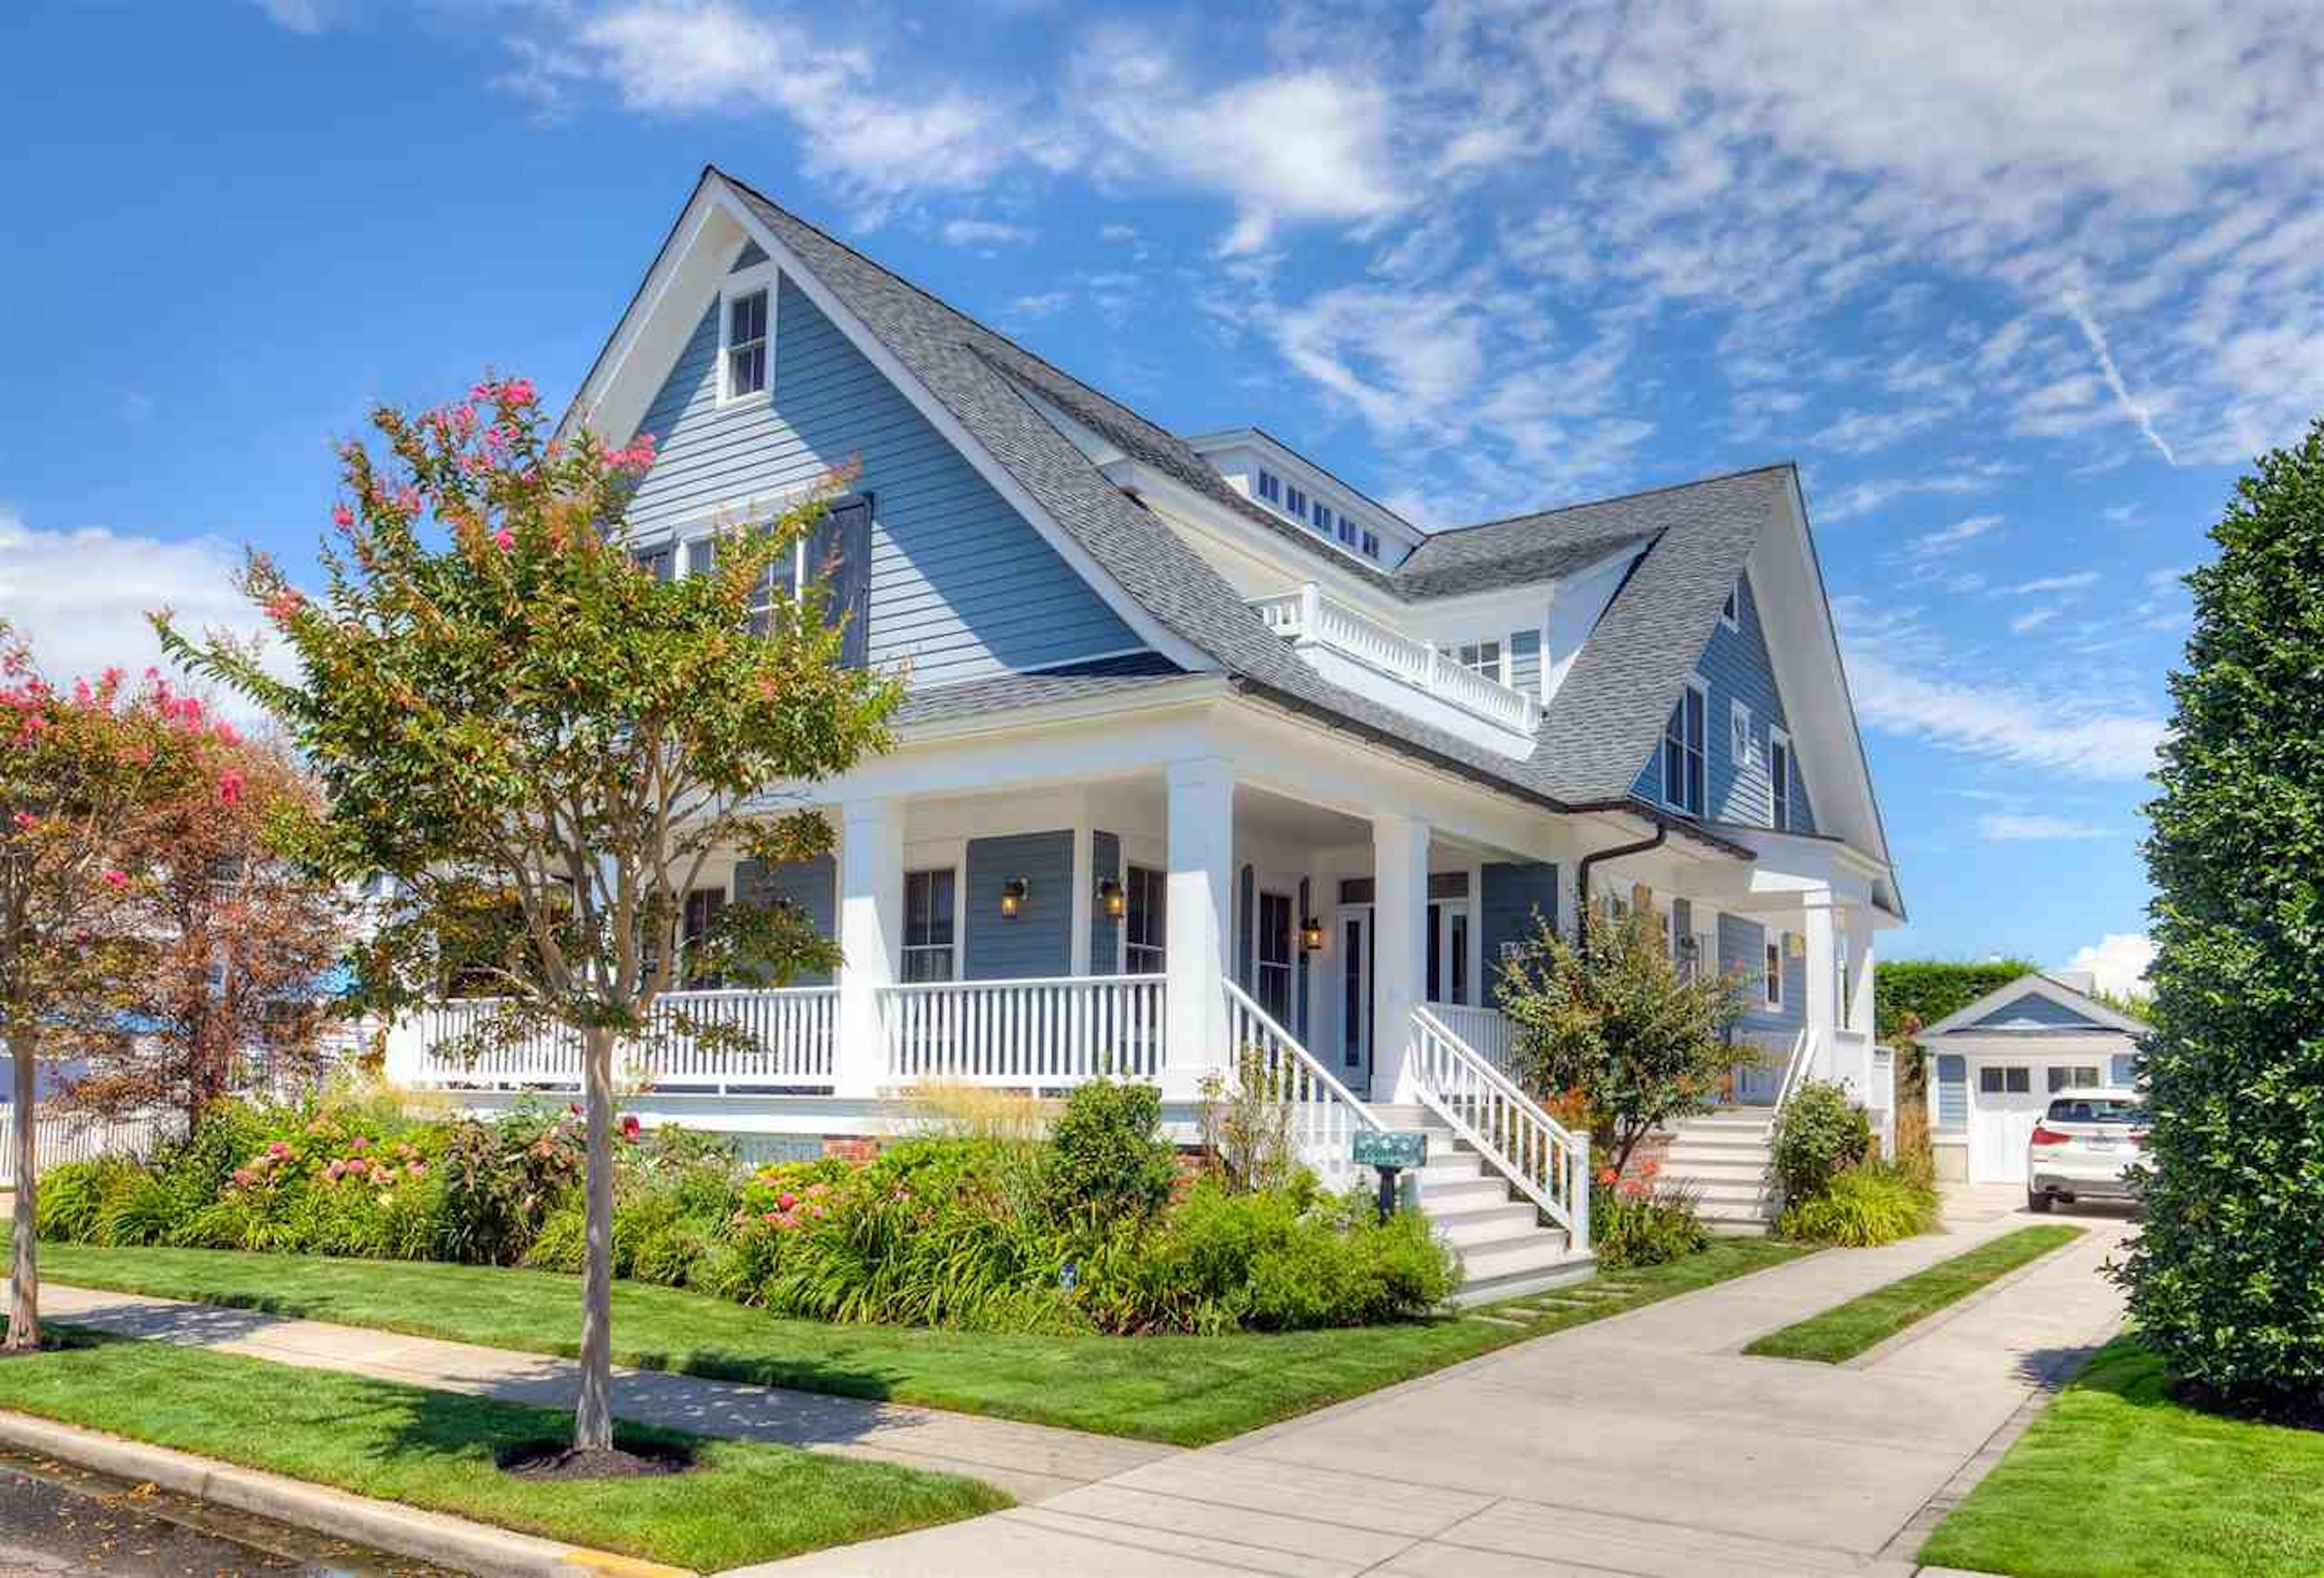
7, 1, 2319, 991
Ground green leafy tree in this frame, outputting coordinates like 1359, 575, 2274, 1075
163, 378, 899, 1450
1, 634, 219, 1348
1496, 907, 1750, 1176
2121, 419, 2324, 1404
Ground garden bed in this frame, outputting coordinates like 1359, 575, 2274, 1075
36, 1238, 1807, 1445
0, 1327, 1007, 1571
1920, 1336, 2324, 1577
1742, 1225, 2082, 1363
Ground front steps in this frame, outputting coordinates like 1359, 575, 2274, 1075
1656, 1107, 1781, 1232
1369, 1104, 1596, 1306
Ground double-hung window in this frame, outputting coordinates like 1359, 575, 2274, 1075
1360, 530, 1381, 558
1662, 679, 1707, 816
1285, 484, 1308, 519
1255, 471, 1281, 505
1769, 728, 1794, 831
1458, 639, 1502, 682
1338, 515, 1359, 547
1257, 891, 1294, 1023
1124, 865, 1166, 974
901, 868, 956, 983
1313, 504, 1334, 536
724, 289, 769, 400
1764, 937, 1785, 1008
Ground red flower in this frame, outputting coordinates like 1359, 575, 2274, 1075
217, 769, 246, 807
620, 1114, 642, 1143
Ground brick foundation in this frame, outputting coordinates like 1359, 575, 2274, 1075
820, 1135, 880, 1164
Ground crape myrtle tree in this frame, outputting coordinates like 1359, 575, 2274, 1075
1496, 905, 1750, 1178
162, 378, 899, 1452
67, 733, 351, 1129
2121, 418, 2324, 1406
0, 633, 222, 1350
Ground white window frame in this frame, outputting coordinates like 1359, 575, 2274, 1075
1457, 639, 1505, 684
1729, 699, 1754, 774
1285, 483, 1308, 520
1360, 529, 1381, 558
1764, 937, 1785, 1008
1720, 576, 1741, 632
1769, 726, 1793, 831
719, 264, 777, 406
1662, 676, 1709, 818
901, 866, 958, 983
1123, 863, 1166, 974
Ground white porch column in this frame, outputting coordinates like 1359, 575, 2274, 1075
1800, 888, 1841, 1085
835, 797, 903, 1099
1164, 758, 1235, 1097
1372, 812, 1430, 1104
1069, 822, 1095, 977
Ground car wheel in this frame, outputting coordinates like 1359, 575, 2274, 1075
2027, 1190, 2052, 1213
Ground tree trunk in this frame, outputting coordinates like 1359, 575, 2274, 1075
7, 1026, 38, 1352
573, 1023, 616, 1452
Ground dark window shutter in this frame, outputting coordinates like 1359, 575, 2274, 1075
1296, 877, 1312, 1042
1237, 864, 1255, 992
808, 493, 873, 668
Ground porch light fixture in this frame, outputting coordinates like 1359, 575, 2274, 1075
999, 876, 1030, 919
1300, 916, 1326, 952
1786, 932, 1807, 958
1095, 875, 1126, 920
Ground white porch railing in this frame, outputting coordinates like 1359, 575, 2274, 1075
1411, 1005, 1589, 1248
1425, 1002, 1515, 1075
0, 1107, 182, 1186
399, 987, 838, 1091
1251, 583, 1543, 735
880, 974, 1164, 1086
1223, 980, 1383, 1194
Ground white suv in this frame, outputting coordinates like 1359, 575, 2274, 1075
2027, 1087, 2146, 1213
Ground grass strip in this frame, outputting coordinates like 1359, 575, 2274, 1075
39, 1238, 1807, 1446
1742, 1224, 2083, 1363
0, 1328, 1007, 1573
1922, 1336, 2324, 1578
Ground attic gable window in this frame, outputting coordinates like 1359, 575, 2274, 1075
723, 287, 769, 401
1661, 678, 1707, 817
1720, 578, 1741, 631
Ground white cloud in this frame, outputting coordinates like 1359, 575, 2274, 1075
250, 0, 334, 33
2060, 933, 2156, 999
2009, 607, 2059, 634
1978, 812, 2114, 841
2003, 571, 2101, 596
1816, 471, 1998, 525
1911, 514, 2002, 557
1807, 404, 1955, 455
2060, 291, 2178, 464
0, 511, 287, 722
940, 218, 1034, 248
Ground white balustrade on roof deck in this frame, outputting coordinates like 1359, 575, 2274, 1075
1249, 583, 1542, 736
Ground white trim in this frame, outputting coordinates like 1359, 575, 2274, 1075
1729, 698, 1755, 776
1661, 674, 1710, 818
716, 263, 777, 408
1922, 971, 2152, 1040
1720, 576, 1741, 632
1768, 725, 1791, 830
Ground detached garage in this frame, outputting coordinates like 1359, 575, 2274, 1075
1922, 972, 2147, 1185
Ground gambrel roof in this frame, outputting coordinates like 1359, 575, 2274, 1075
569, 167, 1900, 886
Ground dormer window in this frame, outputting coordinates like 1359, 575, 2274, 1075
1458, 640, 1503, 682
1285, 484, 1308, 519
724, 288, 769, 401
1256, 471, 1281, 505
1360, 530, 1381, 559
1720, 577, 1741, 631
1313, 504, 1333, 536
1338, 515, 1357, 547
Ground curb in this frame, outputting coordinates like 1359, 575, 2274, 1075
0, 1408, 694, 1578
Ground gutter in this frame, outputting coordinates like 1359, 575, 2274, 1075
1575, 824, 1667, 943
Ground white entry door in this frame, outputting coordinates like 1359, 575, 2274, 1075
1970, 1063, 2046, 1182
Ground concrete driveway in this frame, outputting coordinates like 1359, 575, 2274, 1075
742, 1204, 2129, 1576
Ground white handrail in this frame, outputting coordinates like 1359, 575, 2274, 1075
1222, 980, 1382, 1192
1773, 1025, 1819, 1110
1410, 1005, 1590, 1249
881, 974, 1164, 1086
402, 986, 839, 1091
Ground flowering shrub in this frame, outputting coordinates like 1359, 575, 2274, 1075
1590, 1165, 1710, 1269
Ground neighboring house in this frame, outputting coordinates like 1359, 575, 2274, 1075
383, 167, 1905, 1288
1921, 971, 2147, 1185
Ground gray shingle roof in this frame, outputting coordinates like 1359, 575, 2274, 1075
716, 169, 1780, 855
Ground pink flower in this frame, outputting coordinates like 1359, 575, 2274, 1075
229, 1169, 255, 1188
266, 1140, 291, 1160
212, 721, 240, 745
101, 868, 128, 890
778, 1191, 797, 1211
217, 769, 246, 807
492, 527, 516, 551
350, 1135, 369, 1151
502, 377, 537, 407
405, 1158, 426, 1177
9, 812, 34, 831
620, 1114, 642, 1142
331, 503, 354, 529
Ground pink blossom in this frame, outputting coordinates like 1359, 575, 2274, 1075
212, 721, 240, 746
229, 1168, 255, 1188
501, 377, 538, 407
264, 591, 304, 627
492, 527, 516, 552
101, 868, 128, 890
405, 1158, 427, 1177
217, 769, 246, 807
778, 1191, 797, 1211
332, 503, 354, 529
350, 1135, 369, 1151
266, 1140, 291, 1160
9, 812, 34, 831
620, 1114, 642, 1143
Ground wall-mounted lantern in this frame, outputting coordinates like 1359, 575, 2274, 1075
999, 876, 1030, 920
1095, 875, 1126, 920
1785, 931, 1807, 958
1300, 916, 1327, 952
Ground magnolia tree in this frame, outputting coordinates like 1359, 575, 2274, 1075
163, 378, 899, 1455
1496, 905, 1749, 1177
68, 734, 350, 1129
0, 632, 224, 1349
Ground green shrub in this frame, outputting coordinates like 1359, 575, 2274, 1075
35, 1160, 122, 1242
1592, 1175, 1710, 1269
1779, 1162, 1939, 1247
1041, 1079, 1176, 1229
522, 1206, 586, 1273
1770, 1080, 1872, 1205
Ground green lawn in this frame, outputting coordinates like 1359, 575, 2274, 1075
1741, 1225, 2083, 1364
0, 1328, 1006, 1572
1922, 1337, 2324, 1577
36, 1238, 1807, 1446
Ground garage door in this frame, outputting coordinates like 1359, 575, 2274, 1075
1970, 1064, 2049, 1183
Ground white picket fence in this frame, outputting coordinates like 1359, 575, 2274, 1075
0, 1107, 181, 1187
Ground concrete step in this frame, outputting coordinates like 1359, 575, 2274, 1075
1415, 1175, 1511, 1213
1685, 1177, 1779, 1205
1658, 1154, 1773, 1182
1412, 1155, 1487, 1187
1452, 1234, 1594, 1306
1429, 1204, 1548, 1252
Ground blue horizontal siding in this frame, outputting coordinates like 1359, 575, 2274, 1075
732, 853, 836, 986
1719, 912, 1804, 1036
1089, 831, 1121, 977
1966, 992, 2102, 1031
1631, 573, 1814, 832
624, 281, 1141, 685
963, 831, 1074, 980
1480, 862, 1558, 999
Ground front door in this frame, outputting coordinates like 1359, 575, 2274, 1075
1338, 907, 1373, 1089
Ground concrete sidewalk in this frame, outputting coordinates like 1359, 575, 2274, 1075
742, 1206, 2130, 1576
33, 1283, 1173, 1505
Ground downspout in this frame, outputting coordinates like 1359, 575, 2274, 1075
1574, 824, 1666, 944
